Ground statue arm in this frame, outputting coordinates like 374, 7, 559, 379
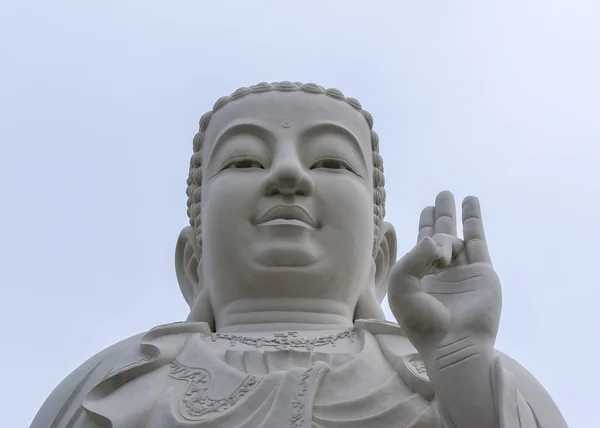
387, 193, 568, 427
374, 330, 567, 427
494, 352, 568, 428
491, 356, 544, 428
29, 333, 145, 428
433, 354, 568, 428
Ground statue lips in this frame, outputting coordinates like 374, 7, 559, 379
255, 205, 317, 229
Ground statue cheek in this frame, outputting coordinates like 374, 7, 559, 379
204, 175, 263, 212
316, 179, 373, 228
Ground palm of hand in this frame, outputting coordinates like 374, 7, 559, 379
388, 191, 502, 362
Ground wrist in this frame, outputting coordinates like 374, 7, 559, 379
426, 342, 498, 428
425, 336, 494, 375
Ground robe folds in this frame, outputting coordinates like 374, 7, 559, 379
30, 321, 567, 428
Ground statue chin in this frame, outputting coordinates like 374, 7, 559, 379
251, 246, 322, 268
246, 228, 324, 267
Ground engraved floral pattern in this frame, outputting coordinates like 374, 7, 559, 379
212, 328, 355, 351
406, 355, 430, 381
169, 360, 257, 419
290, 364, 315, 428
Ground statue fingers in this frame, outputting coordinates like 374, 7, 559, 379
432, 234, 464, 269
388, 256, 451, 348
462, 196, 492, 265
390, 237, 438, 287
434, 190, 457, 236
417, 206, 435, 243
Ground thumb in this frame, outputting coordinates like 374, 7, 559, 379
388, 237, 450, 346
390, 236, 438, 287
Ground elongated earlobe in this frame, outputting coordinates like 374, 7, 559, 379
374, 221, 397, 303
186, 287, 215, 330
354, 221, 398, 320
354, 284, 386, 320
175, 226, 202, 307
175, 226, 215, 329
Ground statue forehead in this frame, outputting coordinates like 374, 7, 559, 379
202, 91, 372, 153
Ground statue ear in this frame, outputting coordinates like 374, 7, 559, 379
175, 226, 202, 308
374, 221, 397, 303
175, 226, 215, 329
354, 221, 398, 321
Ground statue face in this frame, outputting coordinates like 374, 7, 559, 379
200, 91, 376, 321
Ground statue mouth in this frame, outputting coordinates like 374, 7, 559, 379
255, 205, 317, 229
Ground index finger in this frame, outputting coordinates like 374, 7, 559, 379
462, 196, 491, 264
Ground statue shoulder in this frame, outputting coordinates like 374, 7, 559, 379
30, 332, 145, 428
30, 321, 212, 428
495, 350, 568, 428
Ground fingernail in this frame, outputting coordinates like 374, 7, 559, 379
435, 243, 444, 260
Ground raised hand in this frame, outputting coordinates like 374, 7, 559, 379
388, 191, 502, 371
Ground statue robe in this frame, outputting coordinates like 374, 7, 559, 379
30, 321, 567, 428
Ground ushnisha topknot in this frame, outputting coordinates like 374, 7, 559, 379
186, 81, 386, 253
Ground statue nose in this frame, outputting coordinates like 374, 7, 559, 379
265, 164, 313, 196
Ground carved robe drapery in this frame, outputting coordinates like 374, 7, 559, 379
31, 322, 565, 428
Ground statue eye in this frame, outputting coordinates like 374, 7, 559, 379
223, 158, 264, 170
311, 159, 353, 171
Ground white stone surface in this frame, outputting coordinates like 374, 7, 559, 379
30, 83, 567, 428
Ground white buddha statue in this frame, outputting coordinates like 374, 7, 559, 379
30, 82, 567, 428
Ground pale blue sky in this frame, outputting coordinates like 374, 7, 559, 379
1, 1, 599, 427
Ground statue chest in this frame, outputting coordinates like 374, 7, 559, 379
79, 328, 438, 428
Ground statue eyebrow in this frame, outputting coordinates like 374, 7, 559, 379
208, 121, 274, 164
299, 122, 368, 171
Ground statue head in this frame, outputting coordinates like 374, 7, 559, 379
175, 82, 397, 331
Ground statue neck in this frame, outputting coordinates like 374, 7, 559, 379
215, 297, 355, 334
